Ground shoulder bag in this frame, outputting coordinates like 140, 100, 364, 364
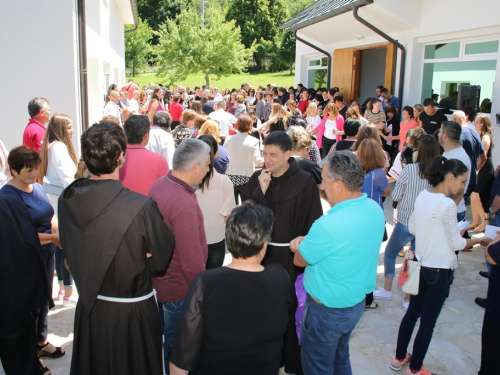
400, 195, 446, 295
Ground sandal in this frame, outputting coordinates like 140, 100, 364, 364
37, 342, 65, 358
365, 301, 378, 309
474, 223, 487, 233
39, 359, 52, 375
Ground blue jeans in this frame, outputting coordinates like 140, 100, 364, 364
301, 296, 365, 375
162, 300, 184, 375
395, 266, 453, 371
384, 222, 415, 278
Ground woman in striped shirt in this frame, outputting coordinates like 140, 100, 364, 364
373, 135, 441, 309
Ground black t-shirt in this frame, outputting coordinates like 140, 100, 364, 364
419, 110, 448, 135
338, 105, 347, 120
170, 264, 290, 375
335, 139, 355, 151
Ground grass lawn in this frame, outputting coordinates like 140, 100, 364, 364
127, 70, 296, 90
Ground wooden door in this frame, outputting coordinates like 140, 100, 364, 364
332, 48, 356, 104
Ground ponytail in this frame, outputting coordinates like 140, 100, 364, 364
427, 156, 468, 187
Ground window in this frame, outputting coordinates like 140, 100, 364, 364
307, 56, 328, 89
422, 39, 498, 111
465, 40, 499, 55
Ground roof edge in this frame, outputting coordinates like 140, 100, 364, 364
280, 0, 373, 32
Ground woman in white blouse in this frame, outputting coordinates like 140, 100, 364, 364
196, 135, 236, 269
38, 113, 78, 305
391, 156, 491, 375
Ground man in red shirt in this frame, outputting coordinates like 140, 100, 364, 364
119, 115, 169, 196
149, 138, 210, 374
121, 79, 140, 100
23, 97, 50, 152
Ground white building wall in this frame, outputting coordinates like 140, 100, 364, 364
293, 0, 500, 162
0, 0, 81, 152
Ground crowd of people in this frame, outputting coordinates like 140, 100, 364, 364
0, 79, 499, 375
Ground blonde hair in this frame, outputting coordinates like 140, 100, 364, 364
199, 120, 221, 144
306, 102, 318, 117
271, 103, 290, 120
323, 103, 339, 118
290, 130, 313, 152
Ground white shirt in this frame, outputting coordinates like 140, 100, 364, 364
409, 190, 466, 269
209, 109, 237, 138
442, 146, 471, 213
224, 133, 263, 176
103, 101, 121, 124
44, 141, 77, 214
0, 140, 9, 188
214, 93, 223, 102
129, 98, 139, 114
195, 171, 236, 244
146, 126, 175, 169
324, 118, 337, 140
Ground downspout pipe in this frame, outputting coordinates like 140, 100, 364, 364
294, 30, 332, 89
352, 5, 406, 117
77, 0, 89, 130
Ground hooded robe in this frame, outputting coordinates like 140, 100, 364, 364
58, 179, 174, 375
242, 157, 323, 374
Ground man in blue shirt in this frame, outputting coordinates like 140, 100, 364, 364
381, 87, 400, 111
290, 151, 385, 375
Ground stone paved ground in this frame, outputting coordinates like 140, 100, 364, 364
5, 197, 488, 375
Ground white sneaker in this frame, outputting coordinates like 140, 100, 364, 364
402, 300, 409, 311
373, 287, 392, 300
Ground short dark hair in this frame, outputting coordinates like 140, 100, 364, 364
333, 95, 344, 103
385, 105, 397, 117
381, 88, 389, 94
197, 135, 216, 192
441, 121, 462, 143
225, 202, 274, 259
8, 146, 41, 174
343, 118, 361, 137
28, 97, 49, 118
376, 85, 385, 91
328, 87, 339, 96
81, 122, 127, 176
123, 115, 150, 145
427, 156, 468, 187
461, 106, 476, 121
423, 98, 436, 107
153, 111, 173, 129
263, 131, 292, 153
272, 97, 281, 104
402, 105, 414, 118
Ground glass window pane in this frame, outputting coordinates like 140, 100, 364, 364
421, 60, 496, 111
321, 57, 328, 66
424, 42, 460, 59
465, 40, 499, 55
309, 60, 320, 66
314, 69, 327, 89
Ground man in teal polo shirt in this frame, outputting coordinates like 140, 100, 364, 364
290, 151, 385, 375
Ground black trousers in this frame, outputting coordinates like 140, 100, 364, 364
479, 318, 500, 374
321, 136, 336, 158
206, 240, 226, 269
233, 183, 248, 205
0, 314, 43, 375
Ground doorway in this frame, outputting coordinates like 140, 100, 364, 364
331, 43, 396, 104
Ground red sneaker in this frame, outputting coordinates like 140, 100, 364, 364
390, 353, 411, 371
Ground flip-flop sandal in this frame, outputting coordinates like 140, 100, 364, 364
39, 359, 52, 375
365, 301, 378, 309
38, 342, 65, 358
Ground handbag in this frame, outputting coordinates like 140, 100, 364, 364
399, 195, 446, 295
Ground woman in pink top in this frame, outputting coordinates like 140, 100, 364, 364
148, 88, 165, 125
394, 106, 418, 151
310, 103, 344, 157
169, 94, 184, 130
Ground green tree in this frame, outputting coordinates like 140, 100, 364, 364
137, 0, 191, 44
272, 31, 296, 74
125, 18, 153, 76
226, 0, 288, 69
156, 6, 254, 87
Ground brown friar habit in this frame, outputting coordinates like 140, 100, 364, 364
58, 179, 174, 375
241, 157, 323, 374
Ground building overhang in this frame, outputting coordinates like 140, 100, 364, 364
114, 0, 138, 26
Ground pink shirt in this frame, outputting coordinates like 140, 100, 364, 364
119, 145, 169, 196
314, 115, 345, 149
399, 120, 418, 151
169, 101, 183, 121
23, 119, 46, 152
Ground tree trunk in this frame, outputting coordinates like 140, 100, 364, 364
254, 54, 262, 70
289, 63, 293, 75
132, 63, 135, 77
205, 69, 210, 87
